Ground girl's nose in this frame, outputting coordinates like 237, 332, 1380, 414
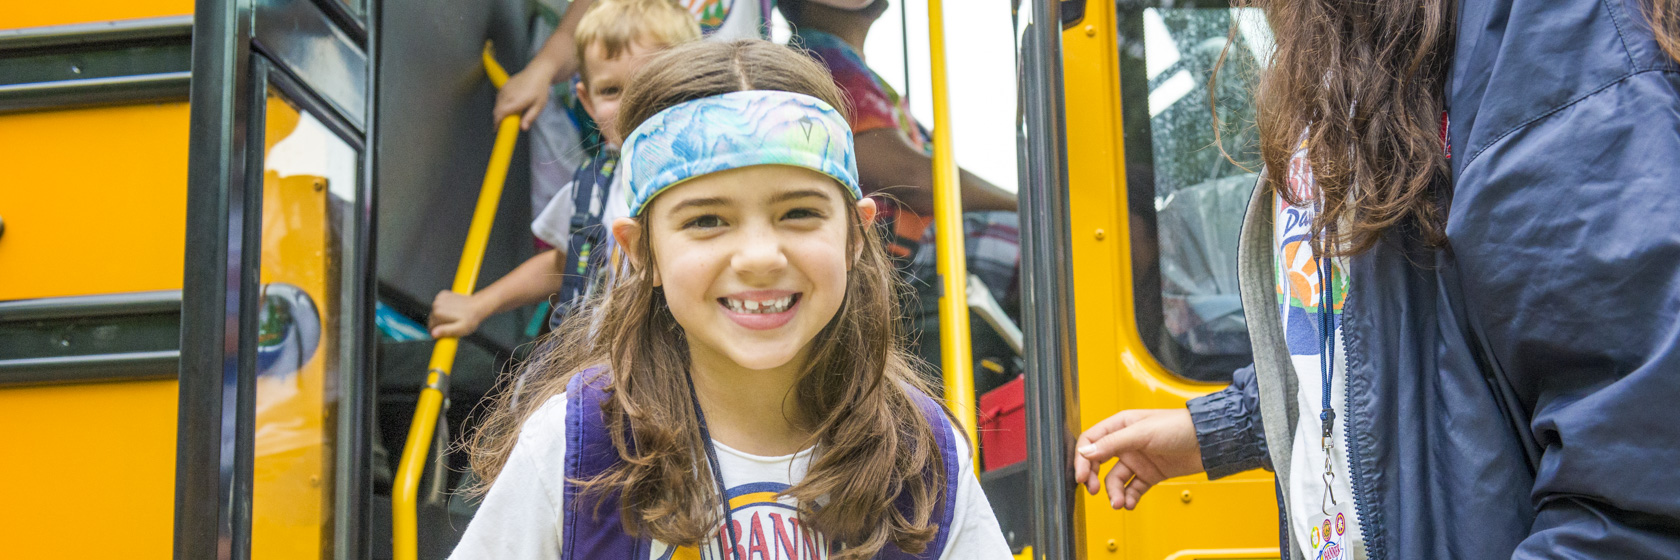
730, 225, 788, 278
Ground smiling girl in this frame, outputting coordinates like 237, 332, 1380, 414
449, 40, 1010, 560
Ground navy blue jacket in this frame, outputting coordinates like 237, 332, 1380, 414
1189, 0, 1680, 557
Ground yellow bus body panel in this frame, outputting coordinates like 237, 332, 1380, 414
0, 101, 190, 558
1060, 2, 1281, 558
7, 0, 192, 29
0, 104, 191, 300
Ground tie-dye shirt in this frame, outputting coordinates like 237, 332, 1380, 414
793, 29, 934, 260
793, 29, 930, 154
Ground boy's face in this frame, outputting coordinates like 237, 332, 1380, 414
578, 39, 662, 147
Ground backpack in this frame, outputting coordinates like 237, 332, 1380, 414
550, 151, 619, 331
560, 369, 962, 559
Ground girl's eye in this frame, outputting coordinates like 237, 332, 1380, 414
782, 208, 825, 221
684, 215, 726, 229
599, 86, 621, 97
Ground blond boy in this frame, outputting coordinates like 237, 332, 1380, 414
429, 0, 699, 338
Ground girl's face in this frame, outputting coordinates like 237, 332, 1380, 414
615, 165, 876, 372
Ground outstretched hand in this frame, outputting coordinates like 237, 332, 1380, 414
1072, 408, 1205, 510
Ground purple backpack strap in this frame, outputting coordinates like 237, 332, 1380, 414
876, 391, 963, 560
561, 370, 958, 560
561, 368, 647, 559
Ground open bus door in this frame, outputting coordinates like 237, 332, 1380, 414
175, 0, 378, 556
1008, 0, 1281, 557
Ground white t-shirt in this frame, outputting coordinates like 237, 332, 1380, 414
682, 0, 767, 42
1275, 140, 1365, 559
450, 393, 1013, 560
531, 172, 629, 251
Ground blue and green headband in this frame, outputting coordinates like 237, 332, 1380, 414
619, 90, 861, 217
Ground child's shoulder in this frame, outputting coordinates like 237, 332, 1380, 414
513, 392, 572, 461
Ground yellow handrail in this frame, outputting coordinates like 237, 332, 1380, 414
392, 42, 518, 560
926, 0, 977, 449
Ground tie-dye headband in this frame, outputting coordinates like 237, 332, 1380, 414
619, 90, 861, 217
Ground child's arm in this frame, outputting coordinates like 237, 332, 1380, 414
429, 249, 565, 338
492, 0, 598, 130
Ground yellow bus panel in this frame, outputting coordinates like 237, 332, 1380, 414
0, 379, 177, 558
5, 0, 192, 29
0, 103, 190, 301
0, 101, 189, 558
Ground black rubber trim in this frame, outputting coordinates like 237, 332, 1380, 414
0, 72, 191, 113
0, 290, 181, 322
0, 350, 179, 387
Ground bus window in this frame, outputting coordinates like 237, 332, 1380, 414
251, 85, 362, 559
1118, 2, 1272, 382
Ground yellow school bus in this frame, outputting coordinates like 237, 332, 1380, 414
0, 0, 1276, 558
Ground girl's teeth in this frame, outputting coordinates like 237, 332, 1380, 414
726, 296, 795, 314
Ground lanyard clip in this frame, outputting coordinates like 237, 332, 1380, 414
1320, 408, 1337, 439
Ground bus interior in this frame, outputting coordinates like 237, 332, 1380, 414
0, 0, 1282, 558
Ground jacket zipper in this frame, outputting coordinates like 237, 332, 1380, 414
1339, 262, 1382, 560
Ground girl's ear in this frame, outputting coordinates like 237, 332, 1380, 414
611, 217, 660, 286
575, 81, 595, 117
850, 197, 878, 269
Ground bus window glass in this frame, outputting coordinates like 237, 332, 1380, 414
251, 86, 360, 559
1118, 2, 1272, 382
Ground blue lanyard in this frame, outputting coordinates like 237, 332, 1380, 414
1317, 246, 1337, 441
685, 371, 743, 560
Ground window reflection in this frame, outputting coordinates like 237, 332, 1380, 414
252, 87, 358, 559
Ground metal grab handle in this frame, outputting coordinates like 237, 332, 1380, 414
392, 42, 517, 560
967, 274, 1024, 356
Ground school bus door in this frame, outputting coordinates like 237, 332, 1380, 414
1011, 0, 1281, 558
175, 0, 377, 558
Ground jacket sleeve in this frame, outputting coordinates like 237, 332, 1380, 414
1187, 364, 1270, 479
1450, 71, 1680, 558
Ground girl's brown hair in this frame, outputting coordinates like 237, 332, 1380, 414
1222, 0, 1457, 255
1227, 0, 1680, 255
1653, 0, 1680, 62
467, 39, 948, 559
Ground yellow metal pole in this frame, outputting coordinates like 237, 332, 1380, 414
393, 43, 517, 560
926, 0, 978, 449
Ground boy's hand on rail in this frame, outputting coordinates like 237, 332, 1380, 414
1073, 408, 1203, 511
429, 290, 490, 338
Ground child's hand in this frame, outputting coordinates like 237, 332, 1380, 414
429, 291, 490, 338
1072, 408, 1204, 511
494, 62, 566, 131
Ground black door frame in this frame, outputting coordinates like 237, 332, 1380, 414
177, 0, 376, 558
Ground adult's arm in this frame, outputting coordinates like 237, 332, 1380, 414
1073, 364, 1267, 510
1186, 364, 1270, 479
1451, 71, 1680, 558
493, 0, 596, 129
853, 128, 1019, 215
